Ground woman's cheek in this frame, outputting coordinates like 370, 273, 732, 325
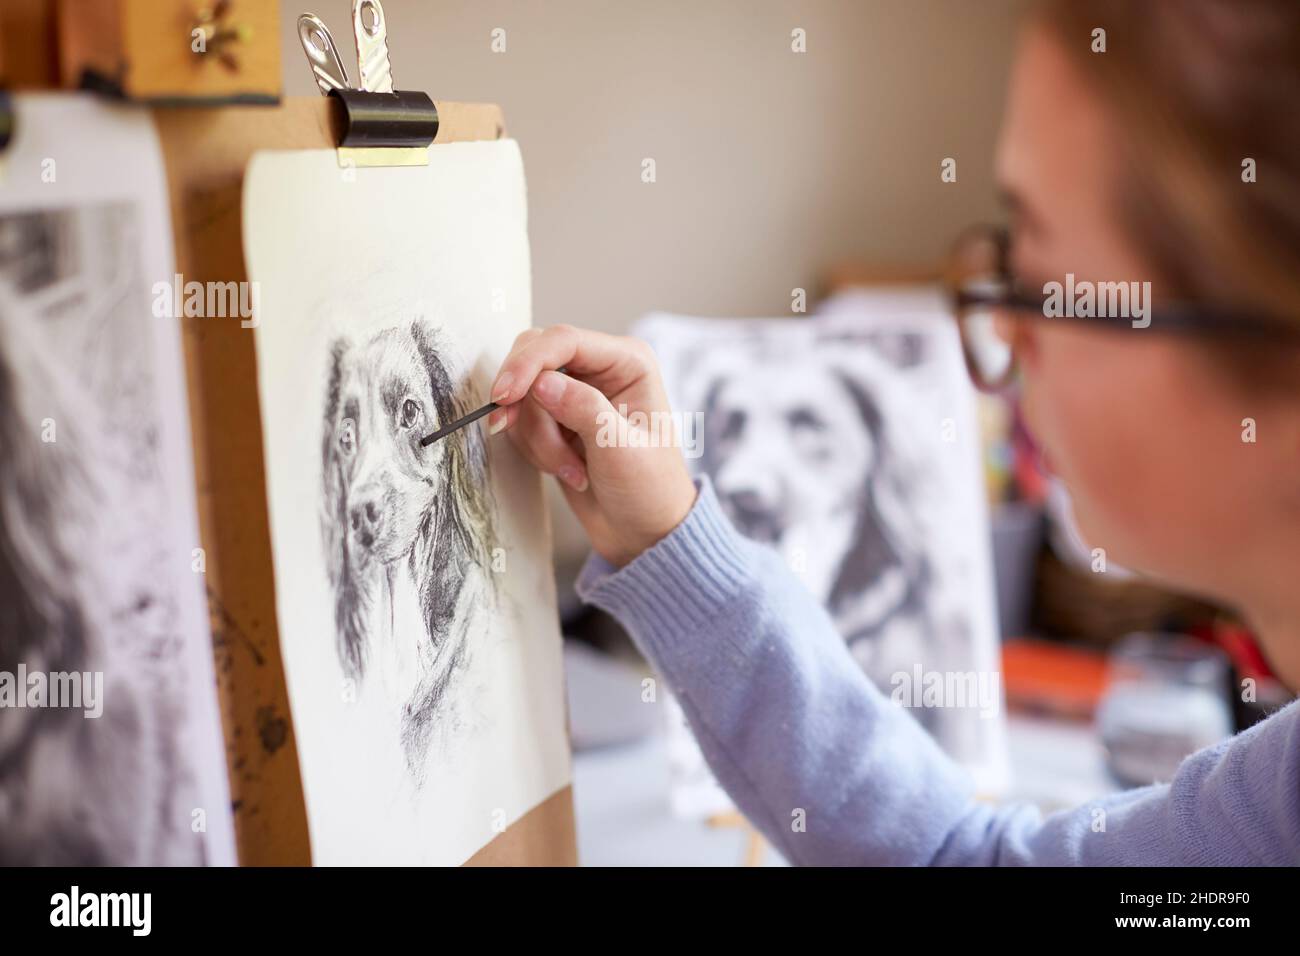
1012, 325, 1051, 452
1023, 331, 1175, 563
1020, 331, 1110, 485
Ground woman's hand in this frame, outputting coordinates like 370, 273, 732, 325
487, 324, 698, 567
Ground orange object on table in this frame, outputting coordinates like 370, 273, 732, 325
1001, 637, 1110, 720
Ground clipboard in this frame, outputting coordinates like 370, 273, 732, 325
3, 0, 577, 866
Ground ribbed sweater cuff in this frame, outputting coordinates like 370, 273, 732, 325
575, 477, 753, 638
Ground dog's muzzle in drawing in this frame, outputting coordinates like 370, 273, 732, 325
346, 470, 434, 566
349, 483, 384, 552
718, 486, 785, 544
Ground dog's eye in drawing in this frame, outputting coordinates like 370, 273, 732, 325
788, 407, 833, 462
718, 409, 746, 443
338, 417, 357, 456
399, 397, 422, 430
787, 407, 826, 433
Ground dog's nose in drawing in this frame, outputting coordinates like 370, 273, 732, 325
349, 496, 384, 549
719, 488, 781, 543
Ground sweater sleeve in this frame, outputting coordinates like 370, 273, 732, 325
575, 477, 1300, 866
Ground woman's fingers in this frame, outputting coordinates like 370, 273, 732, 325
486, 367, 612, 439
491, 324, 654, 405
504, 398, 590, 492
486, 400, 521, 436
528, 370, 621, 445
491, 327, 543, 400
489, 323, 696, 568
493, 370, 631, 492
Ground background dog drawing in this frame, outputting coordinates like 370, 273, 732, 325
695, 336, 967, 700
702, 361, 936, 640
321, 320, 498, 781
0, 206, 207, 865
645, 321, 990, 756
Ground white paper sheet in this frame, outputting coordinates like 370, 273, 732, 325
0, 94, 236, 864
244, 140, 571, 865
638, 294, 1010, 795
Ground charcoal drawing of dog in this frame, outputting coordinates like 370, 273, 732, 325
693, 337, 971, 732
0, 277, 201, 865
321, 320, 498, 781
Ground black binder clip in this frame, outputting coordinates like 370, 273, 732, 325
297, 0, 439, 168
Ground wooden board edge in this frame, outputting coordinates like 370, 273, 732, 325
464, 786, 578, 867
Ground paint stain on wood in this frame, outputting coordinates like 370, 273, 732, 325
255, 705, 288, 755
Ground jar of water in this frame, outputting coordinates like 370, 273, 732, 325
1096, 632, 1233, 787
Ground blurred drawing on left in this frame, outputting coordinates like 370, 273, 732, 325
0, 96, 235, 865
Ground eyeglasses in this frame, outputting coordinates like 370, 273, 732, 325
945, 224, 1300, 392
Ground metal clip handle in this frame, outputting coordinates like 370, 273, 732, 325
352, 0, 395, 93
297, 13, 351, 95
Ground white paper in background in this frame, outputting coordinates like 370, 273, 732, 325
243, 141, 571, 865
0, 94, 236, 864
638, 292, 1009, 795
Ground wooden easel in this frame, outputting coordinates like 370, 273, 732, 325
2, 0, 577, 867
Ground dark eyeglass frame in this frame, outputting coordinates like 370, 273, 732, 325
947, 224, 1300, 391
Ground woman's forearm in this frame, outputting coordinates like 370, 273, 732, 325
577, 478, 1297, 866
576, 477, 996, 864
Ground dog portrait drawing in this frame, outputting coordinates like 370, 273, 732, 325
321, 320, 498, 781
666, 327, 983, 742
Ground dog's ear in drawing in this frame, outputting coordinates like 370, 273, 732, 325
321, 336, 373, 681
407, 321, 497, 632
0, 284, 105, 696
826, 369, 931, 632
698, 376, 723, 477
396, 321, 499, 771
0, 285, 144, 865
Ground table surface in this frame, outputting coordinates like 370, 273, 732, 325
571, 711, 1121, 867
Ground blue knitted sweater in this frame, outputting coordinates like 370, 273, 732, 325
576, 479, 1300, 865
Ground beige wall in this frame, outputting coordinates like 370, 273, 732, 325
280, 0, 1022, 332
